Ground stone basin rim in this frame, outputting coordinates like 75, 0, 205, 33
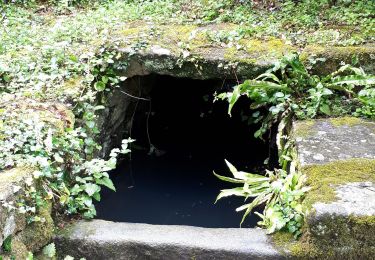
55, 219, 284, 259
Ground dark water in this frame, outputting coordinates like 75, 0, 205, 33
96, 76, 269, 228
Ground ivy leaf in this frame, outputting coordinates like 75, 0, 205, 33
54, 154, 64, 163
93, 191, 101, 201
96, 177, 116, 191
43, 243, 56, 258
101, 76, 109, 84
94, 81, 106, 91
85, 120, 95, 129
84, 183, 100, 196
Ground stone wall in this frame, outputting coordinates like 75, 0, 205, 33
285, 117, 375, 258
0, 168, 54, 259
0, 100, 74, 259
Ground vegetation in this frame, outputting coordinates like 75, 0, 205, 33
215, 53, 374, 236
0, 0, 374, 255
215, 160, 308, 237
218, 53, 375, 138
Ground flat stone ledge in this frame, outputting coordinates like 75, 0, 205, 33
313, 182, 375, 218
55, 220, 284, 260
293, 117, 375, 166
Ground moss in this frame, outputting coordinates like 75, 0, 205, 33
272, 231, 321, 258
302, 159, 375, 210
271, 159, 375, 258
20, 201, 54, 252
9, 235, 28, 260
301, 44, 375, 74
329, 116, 362, 127
273, 214, 375, 258
351, 215, 375, 226
293, 120, 316, 138
0, 167, 34, 191
223, 37, 295, 65
245, 38, 291, 55
119, 23, 297, 65
58, 77, 85, 99
157, 25, 199, 54
121, 27, 142, 37
223, 46, 257, 64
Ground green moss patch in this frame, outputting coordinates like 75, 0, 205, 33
293, 120, 316, 138
273, 214, 375, 258
329, 116, 363, 127
20, 202, 54, 252
302, 159, 375, 210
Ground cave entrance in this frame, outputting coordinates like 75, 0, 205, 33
96, 75, 271, 228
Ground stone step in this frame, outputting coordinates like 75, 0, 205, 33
55, 219, 284, 260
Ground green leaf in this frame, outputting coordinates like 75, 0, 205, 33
224, 160, 268, 181
101, 76, 109, 84
43, 243, 56, 258
26, 252, 34, 260
215, 187, 246, 202
330, 75, 375, 86
225, 159, 238, 175
69, 55, 78, 62
96, 177, 116, 191
84, 183, 100, 196
93, 191, 101, 201
256, 72, 280, 83
94, 105, 105, 111
228, 85, 241, 115
319, 103, 331, 115
85, 120, 95, 129
213, 171, 245, 184
54, 154, 64, 163
94, 81, 106, 91
265, 207, 287, 234
238, 193, 272, 226
2, 235, 11, 252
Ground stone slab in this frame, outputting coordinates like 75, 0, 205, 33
313, 181, 375, 218
55, 220, 284, 260
291, 117, 375, 257
293, 118, 375, 166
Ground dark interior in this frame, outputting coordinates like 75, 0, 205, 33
96, 75, 270, 228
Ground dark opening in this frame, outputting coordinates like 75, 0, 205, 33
96, 75, 270, 228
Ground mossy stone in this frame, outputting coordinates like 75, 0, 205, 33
302, 159, 375, 210
20, 202, 54, 252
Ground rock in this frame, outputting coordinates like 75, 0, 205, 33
290, 117, 375, 258
293, 117, 375, 166
0, 167, 33, 247
55, 220, 284, 260
20, 201, 55, 252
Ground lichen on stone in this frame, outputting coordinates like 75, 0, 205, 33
302, 158, 375, 210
